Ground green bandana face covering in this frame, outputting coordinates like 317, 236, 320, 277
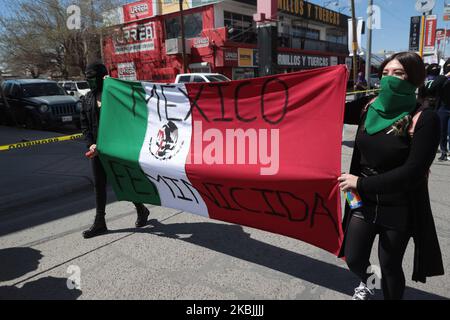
364, 76, 417, 135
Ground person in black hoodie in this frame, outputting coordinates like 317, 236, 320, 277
430, 59, 450, 161
338, 52, 444, 300
80, 62, 150, 239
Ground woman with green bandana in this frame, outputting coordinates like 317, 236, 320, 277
337, 52, 444, 300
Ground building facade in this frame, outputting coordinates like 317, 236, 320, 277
102, 0, 351, 82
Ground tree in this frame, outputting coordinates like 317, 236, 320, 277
0, 0, 125, 79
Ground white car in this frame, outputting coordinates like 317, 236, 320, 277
174, 73, 231, 84
59, 81, 91, 99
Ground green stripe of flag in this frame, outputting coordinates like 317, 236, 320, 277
97, 78, 161, 205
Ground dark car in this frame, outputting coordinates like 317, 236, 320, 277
0, 79, 82, 129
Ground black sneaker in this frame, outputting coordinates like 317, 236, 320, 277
135, 205, 150, 228
438, 153, 448, 161
82, 216, 108, 239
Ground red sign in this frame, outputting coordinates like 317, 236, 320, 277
436, 29, 450, 41
123, 0, 155, 23
221, 48, 239, 67
424, 15, 437, 52
113, 22, 156, 55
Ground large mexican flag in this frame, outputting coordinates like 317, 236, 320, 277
97, 65, 348, 255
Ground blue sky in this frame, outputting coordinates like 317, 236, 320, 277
309, 0, 450, 55
0, 0, 448, 55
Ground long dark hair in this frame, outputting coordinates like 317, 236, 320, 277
444, 59, 450, 75
373, 52, 424, 136
378, 52, 426, 87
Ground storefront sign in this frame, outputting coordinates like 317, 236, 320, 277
238, 48, 256, 67
424, 15, 437, 53
192, 37, 210, 48
278, 53, 330, 68
118, 62, 137, 80
409, 16, 422, 52
223, 48, 239, 67
114, 22, 156, 54
161, 0, 217, 15
436, 29, 450, 41
123, 0, 158, 23
278, 0, 348, 28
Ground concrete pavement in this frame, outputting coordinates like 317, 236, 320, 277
0, 125, 449, 300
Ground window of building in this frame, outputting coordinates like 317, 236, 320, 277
224, 11, 256, 43
326, 33, 347, 45
165, 12, 203, 39
291, 26, 320, 41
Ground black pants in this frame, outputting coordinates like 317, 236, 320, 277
344, 215, 410, 300
91, 156, 143, 217
438, 108, 450, 153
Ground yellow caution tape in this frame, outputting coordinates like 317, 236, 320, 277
0, 133, 83, 152
346, 88, 381, 95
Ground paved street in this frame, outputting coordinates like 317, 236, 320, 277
0, 125, 449, 300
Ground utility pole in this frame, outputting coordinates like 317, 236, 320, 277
419, 13, 426, 57
351, 0, 358, 90
179, 0, 188, 73
365, 0, 373, 90
444, 24, 448, 60
254, 0, 278, 77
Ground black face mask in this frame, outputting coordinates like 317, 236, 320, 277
87, 77, 104, 92
86, 63, 108, 92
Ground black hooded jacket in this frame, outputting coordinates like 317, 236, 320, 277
80, 89, 100, 149
339, 95, 445, 283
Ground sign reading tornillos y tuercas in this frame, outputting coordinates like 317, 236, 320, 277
278, 53, 330, 68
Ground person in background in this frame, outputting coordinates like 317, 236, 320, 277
418, 63, 441, 110
431, 59, 450, 161
80, 61, 150, 239
338, 52, 444, 300
355, 71, 368, 100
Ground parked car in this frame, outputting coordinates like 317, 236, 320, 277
0, 79, 82, 129
59, 80, 91, 99
174, 73, 231, 84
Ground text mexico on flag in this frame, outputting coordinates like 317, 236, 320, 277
97, 65, 348, 255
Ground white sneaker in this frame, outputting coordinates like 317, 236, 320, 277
352, 282, 375, 300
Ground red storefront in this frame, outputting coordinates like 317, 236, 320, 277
103, 2, 227, 82
103, 0, 349, 82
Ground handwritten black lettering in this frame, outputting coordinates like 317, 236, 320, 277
261, 78, 289, 125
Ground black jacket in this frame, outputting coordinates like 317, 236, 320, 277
339, 95, 445, 283
80, 90, 100, 149
424, 75, 450, 109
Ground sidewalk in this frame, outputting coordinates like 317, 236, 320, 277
0, 126, 93, 214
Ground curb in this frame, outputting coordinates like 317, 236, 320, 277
0, 177, 93, 214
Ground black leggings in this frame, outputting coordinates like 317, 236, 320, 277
344, 215, 411, 300
91, 157, 143, 217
